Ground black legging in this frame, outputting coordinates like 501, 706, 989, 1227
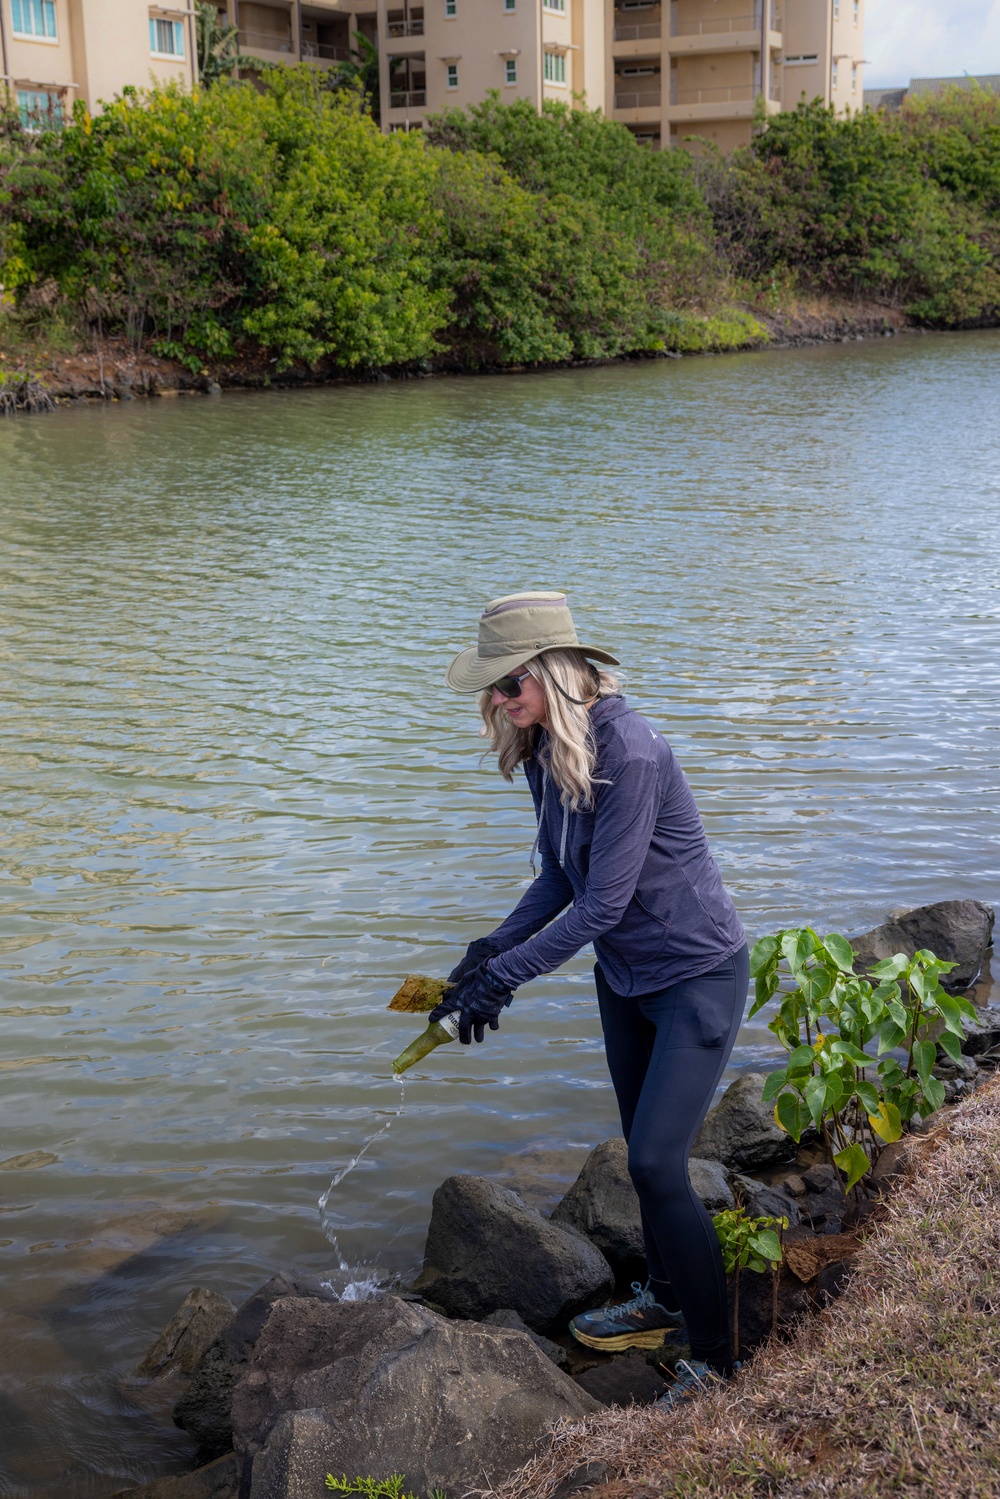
595, 942, 749, 1371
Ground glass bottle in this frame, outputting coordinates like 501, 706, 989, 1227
391, 1012, 461, 1074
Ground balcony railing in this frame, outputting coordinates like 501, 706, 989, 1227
387, 20, 425, 37
614, 21, 661, 39
389, 89, 427, 108
669, 83, 754, 104
671, 10, 780, 36
302, 41, 351, 61
239, 28, 293, 53
614, 89, 662, 109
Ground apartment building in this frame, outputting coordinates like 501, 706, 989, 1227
0, 0, 863, 152
610, 0, 863, 151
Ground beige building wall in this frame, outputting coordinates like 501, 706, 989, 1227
778, 0, 863, 117
2, 0, 194, 119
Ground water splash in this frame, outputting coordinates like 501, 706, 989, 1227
319, 1269, 384, 1302
318, 1073, 405, 1268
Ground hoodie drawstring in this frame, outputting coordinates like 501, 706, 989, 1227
530, 770, 569, 877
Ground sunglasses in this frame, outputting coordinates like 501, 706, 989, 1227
489, 667, 598, 707
489, 670, 533, 699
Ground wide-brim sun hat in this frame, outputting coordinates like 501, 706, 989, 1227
446, 591, 620, 694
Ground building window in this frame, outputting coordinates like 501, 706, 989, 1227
853, 0, 859, 18
783, 54, 818, 65
831, 59, 838, 88
543, 50, 566, 83
851, 61, 857, 90
504, 0, 516, 9
543, 0, 566, 11
17, 88, 63, 129
11, 0, 57, 39
149, 17, 186, 57
505, 58, 517, 83
833, 0, 839, 15
446, 62, 458, 87
445, 0, 456, 14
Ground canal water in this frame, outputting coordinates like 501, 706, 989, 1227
1, 330, 999, 1494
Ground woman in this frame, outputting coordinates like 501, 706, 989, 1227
430, 591, 749, 1406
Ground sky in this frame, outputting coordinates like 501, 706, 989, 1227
864, 0, 1000, 86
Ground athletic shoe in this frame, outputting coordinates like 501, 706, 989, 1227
569, 1281, 686, 1352
656, 1357, 737, 1411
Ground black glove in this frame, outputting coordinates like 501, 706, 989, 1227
429, 962, 514, 1045
447, 935, 501, 985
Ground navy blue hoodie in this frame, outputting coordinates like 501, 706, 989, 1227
487, 696, 745, 998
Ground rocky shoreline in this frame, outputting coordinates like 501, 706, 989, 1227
114, 900, 996, 1499
0, 301, 976, 412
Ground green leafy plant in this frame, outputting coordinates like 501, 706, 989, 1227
750, 929, 977, 1191
713, 1206, 787, 1354
325, 1478, 446, 1499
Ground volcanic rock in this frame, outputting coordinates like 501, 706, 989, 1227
693, 1072, 795, 1172
232, 1294, 599, 1499
174, 1273, 336, 1463
850, 899, 994, 992
413, 1175, 614, 1333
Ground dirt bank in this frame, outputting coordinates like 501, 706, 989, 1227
0, 298, 933, 411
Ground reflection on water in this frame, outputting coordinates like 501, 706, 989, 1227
1, 331, 999, 1494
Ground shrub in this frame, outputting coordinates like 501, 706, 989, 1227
431, 150, 670, 366
750, 929, 978, 1190
700, 98, 1000, 322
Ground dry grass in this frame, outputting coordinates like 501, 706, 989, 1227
495, 1076, 1000, 1499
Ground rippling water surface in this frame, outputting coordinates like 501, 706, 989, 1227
1, 332, 999, 1493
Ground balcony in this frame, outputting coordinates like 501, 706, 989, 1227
669, 8, 781, 55
614, 20, 661, 40
302, 41, 351, 62
614, 88, 662, 109
239, 28, 294, 55
387, 19, 424, 36
670, 83, 754, 103
672, 10, 779, 36
666, 81, 781, 121
389, 89, 426, 108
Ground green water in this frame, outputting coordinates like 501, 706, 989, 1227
1, 332, 998, 1493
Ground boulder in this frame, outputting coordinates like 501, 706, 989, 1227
111, 1454, 237, 1499
573, 1350, 668, 1407
693, 1073, 794, 1172
137, 1288, 238, 1379
688, 1157, 734, 1213
174, 1274, 336, 1464
550, 1140, 644, 1271
551, 1142, 735, 1271
850, 899, 994, 992
482, 1308, 569, 1369
413, 1175, 614, 1333
961, 1005, 1000, 1058
729, 1174, 800, 1228
232, 1294, 599, 1499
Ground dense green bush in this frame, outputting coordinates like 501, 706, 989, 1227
1, 77, 998, 372
700, 92, 1000, 322
432, 149, 677, 365
1, 74, 445, 367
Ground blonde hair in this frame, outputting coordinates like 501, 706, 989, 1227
480, 648, 622, 811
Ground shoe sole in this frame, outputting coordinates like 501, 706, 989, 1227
570, 1325, 670, 1351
